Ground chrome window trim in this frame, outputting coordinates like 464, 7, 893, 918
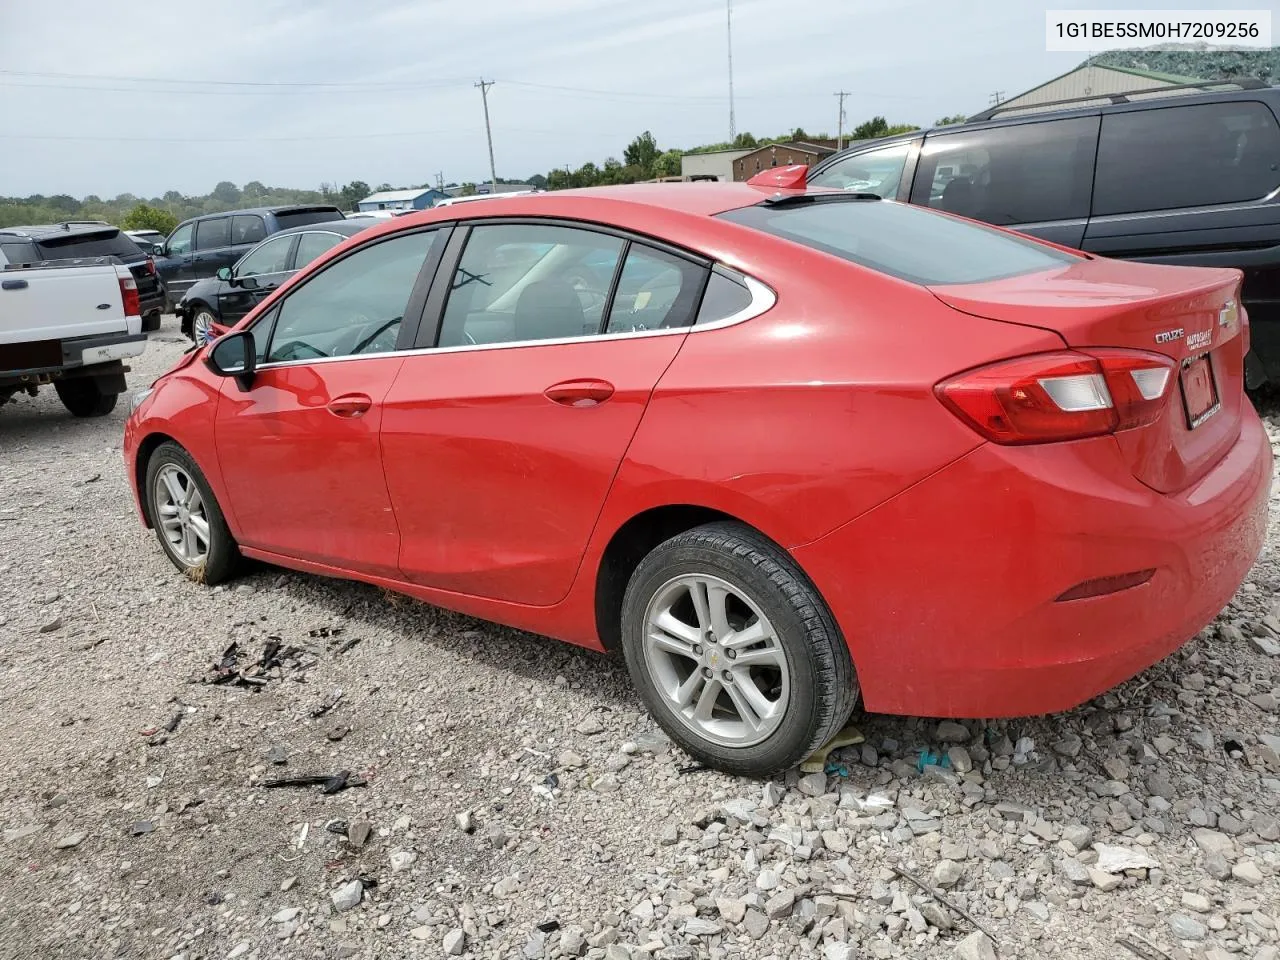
250, 272, 776, 371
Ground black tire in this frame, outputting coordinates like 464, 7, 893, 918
142, 311, 162, 333
190, 306, 216, 344
144, 441, 240, 585
620, 521, 858, 777
54, 379, 117, 417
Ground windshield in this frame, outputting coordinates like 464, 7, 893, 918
275, 209, 345, 230
718, 199, 1078, 286
808, 142, 912, 198
34, 230, 142, 262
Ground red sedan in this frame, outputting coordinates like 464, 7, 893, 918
123, 168, 1271, 776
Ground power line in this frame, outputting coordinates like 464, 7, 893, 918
990, 90, 1006, 106
0, 68, 472, 88
834, 90, 850, 151
476, 79, 498, 195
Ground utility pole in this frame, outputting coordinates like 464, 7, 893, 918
475, 78, 497, 195
989, 90, 1005, 106
726, 0, 736, 142
834, 90, 849, 151
435, 171, 444, 192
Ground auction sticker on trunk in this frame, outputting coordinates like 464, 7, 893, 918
1181, 355, 1220, 428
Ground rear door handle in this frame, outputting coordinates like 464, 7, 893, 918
544, 379, 615, 407
327, 393, 372, 418
1, 279, 28, 290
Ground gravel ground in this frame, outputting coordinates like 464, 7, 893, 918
0, 314, 1277, 960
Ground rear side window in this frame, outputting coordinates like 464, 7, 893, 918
696, 273, 752, 324
274, 209, 344, 230
231, 215, 267, 245
604, 244, 705, 333
718, 199, 1078, 286
1093, 101, 1280, 215
195, 218, 230, 250
34, 230, 140, 261
910, 117, 1099, 225
0, 240, 37, 264
294, 231, 344, 267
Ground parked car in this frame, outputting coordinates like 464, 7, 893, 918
1, 248, 146, 416
807, 79, 1280, 388
124, 178, 1268, 776
433, 190, 542, 209
153, 205, 345, 303
176, 220, 372, 343
0, 222, 166, 331
125, 229, 167, 253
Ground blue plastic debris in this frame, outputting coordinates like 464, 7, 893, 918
917, 749, 952, 773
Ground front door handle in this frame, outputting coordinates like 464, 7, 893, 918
327, 393, 372, 418
1, 279, 29, 290
544, 379, 615, 407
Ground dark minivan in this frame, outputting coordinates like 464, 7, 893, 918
807, 80, 1280, 387
154, 205, 344, 303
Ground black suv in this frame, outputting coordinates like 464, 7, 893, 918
153, 205, 344, 303
0, 222, 166, 331
808, 79, 1280, 387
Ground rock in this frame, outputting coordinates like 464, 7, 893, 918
280, 876, 296, 892
1169, 914, 1207, 940
717, 898, 747, 924
1057, 858, 1091, 885
744, 909, 769, 939
592, 774, 620, 793
684, 918, 722, 936
603, 947, 630, 960
921, 902, 953, 930
824, 945, 856, 960
1248, 634, 1280, 656
524, 931, 547, 959
658, 824, 679, 846
558, 750, 584, 768
1250, 693, 1278, 712
335, 945, 359, 960
389, 850, 417, 872
630, 899, 654, 921
226, 944, 250, 960
410, 926, 433, 941
1094, 844, 1158, 873
493, 875, 521, 898
558, 927, 586, 957
1181, 892, 1211, 913
821, 829, 849, 853
1052, 733, 1083, 757
38, 617, 62, 634
1190, 730, 1215, 751
954, 932, 997, 960
576, 715, 604, 735
347, 821, 372, 848
797, 772, 827, 797
756, 868, 779, 891
762, 782, 785, 807
1205, 852, 1232, 881
1192, 829, 1234, 856
765, 889, 796, 919
935, 720, 970, 743
947, 746, 973, 773
455, 810, 474, 834
1023, 901, 1050, 922
933, 859, 964, 888
1062, 824, 1093, 850
1231, 861, 1263, 885
54, 832, 85, 850
330, 880, 363, 912
1089, 869, 1122, 891
130, 821, 154, 837
995, 801, 1034, 821
266, 745, 288, 765
272, 907, 301, 923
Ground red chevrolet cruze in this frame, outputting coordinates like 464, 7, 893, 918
124, 170, 1271, 776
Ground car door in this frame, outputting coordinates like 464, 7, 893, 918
381, 220, 708, 605
160, 222, 197, 295
1081, 99, 1280, 382
216, 233, 298, 326
192, 217, 232, 282
908, 115, 1100, 249
214, 227, 445, 575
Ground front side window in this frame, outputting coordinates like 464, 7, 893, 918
167, 223, 194, 256
810, 142, 912, 198
1094, 101, 1280, 215
294, 231, 345, 268
195, 218, 230, 251
604, 245, 704, 333
236, 235, 294, 278
231, 215, 267, 245
910, 117, 1100, 225
437, 224, 624, 347
719, 198, 1078, 286
265, 230, 437, 363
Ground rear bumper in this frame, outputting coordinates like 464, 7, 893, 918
0, 332, 146, 382
791, 411, 1272, 718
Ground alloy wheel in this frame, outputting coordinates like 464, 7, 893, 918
153, 463, 210, 567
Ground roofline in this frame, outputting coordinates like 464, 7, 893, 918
1101, 63, 1205, 84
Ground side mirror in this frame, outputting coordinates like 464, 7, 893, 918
152, 244, 166, 257
204, 330, 256, 390
216, 266, 233, 282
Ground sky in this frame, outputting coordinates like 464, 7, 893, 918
0, 0, 1261, 198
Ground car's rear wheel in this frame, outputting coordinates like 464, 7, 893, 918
54, 378, 117, 417
144, 442, 239, 584
620, 521, 858, 777
142, 311, 162, 333
190, 308, 216, 344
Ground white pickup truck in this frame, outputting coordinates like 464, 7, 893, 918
0, 253, 147, 417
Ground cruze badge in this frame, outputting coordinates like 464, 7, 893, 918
1185, 329, 1213, 351
1154, 328, 1185, 344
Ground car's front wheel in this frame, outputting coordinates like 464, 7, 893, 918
620, 522, 858, 777
190, 307, 216, 345
144, 442, 240, 584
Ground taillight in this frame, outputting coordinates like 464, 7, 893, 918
119, 274, 140, 317
936, 349, 1176, 445
145, 256, 157, 276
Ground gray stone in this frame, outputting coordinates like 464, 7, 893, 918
1052, 734, 1083, 758
717, 898, 746, 924
557, 750, 584, 768
1248, 634, 1280, 656
756, 868, 779, 891
1089, 869, 1121, 891
389, 850, 417, 872
1022, 901, 1050, 922
955, 931, 997, 960
591, 773, 620, 793
1094, 844, 1158, 873
1205, 852, 1232, 881
684, 918, 721, 936
576, 715, 604, 735
54, 832, 85, 850
330, 880, 362, 912
762, 781, 785, 807
935, 720, 970, 743
1192, 829, 1234, 856
933, 859, 964, 888
603, 946, 630, 960
797, 772, 828, 797
1190, 730, 1215, 751
921, 902, 953, 931
266, 745, 288, 765
1057, 858, 1090, 885
765, 889, 796, 919
558, 927, 586, 957
272, 907, 301, 923
1062, 824, 1093, 850
1231, 861, 1263, 885
347, 821, 372, 848
524, 931, 547, 960
744, 909, 769, 939
947, 746, 973, 773
226, 944, 250, 960
1169, 914, 1207, 941
1181, 892, 1211, 913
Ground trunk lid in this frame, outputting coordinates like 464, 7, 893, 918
930, 257, 1246, 494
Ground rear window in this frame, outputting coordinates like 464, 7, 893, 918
717, 199, 1078, 285
33, 230, 140, 261
274, 208, 344, 230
